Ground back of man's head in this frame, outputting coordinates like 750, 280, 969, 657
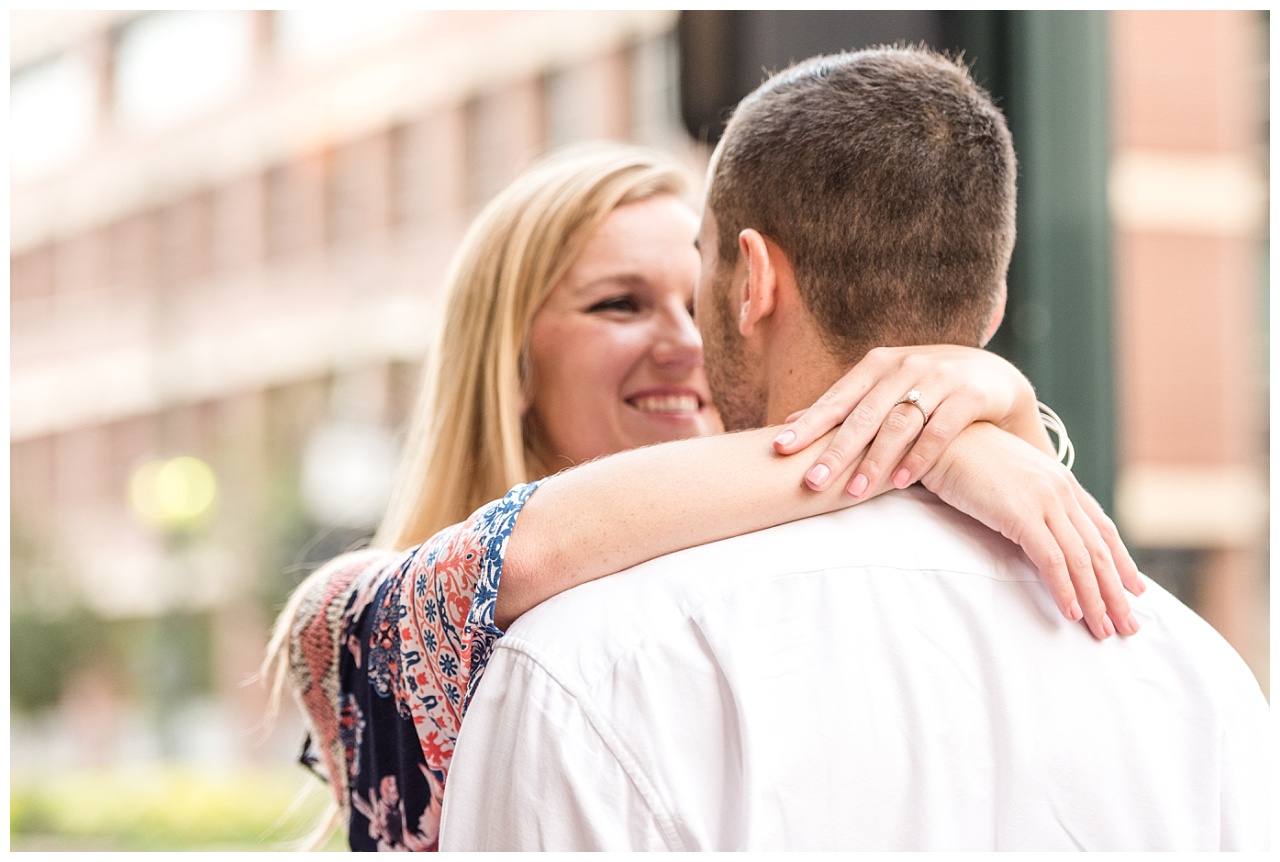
707, 46, 1017, 364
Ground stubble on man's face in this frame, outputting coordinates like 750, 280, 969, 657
695, 208, 767, 432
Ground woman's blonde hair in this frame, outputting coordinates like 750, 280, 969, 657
374, 142, 692, 550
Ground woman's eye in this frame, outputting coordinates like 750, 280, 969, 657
587, 296, 639, 314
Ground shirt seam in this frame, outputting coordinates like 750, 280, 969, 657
493, 639, 686, 851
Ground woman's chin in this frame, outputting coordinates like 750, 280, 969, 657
628, 415, 720, 447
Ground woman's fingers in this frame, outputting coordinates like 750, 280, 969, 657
1045, 507, 1112, 639
773, 346, 930, 458
838, 388, 984, 497
778, 349, 997, 494
1011, 518, 1081, 623
773, 362, 881, 455
990, 457, 1132, 639
800, 388, 971, 495
1036, 475, 1138, 638
797, 399, 884, 490
802, 375, 943, 492
1020, 508, 1119, 640
1072, 479, 1146, 597
1060, 501, 1139, 638
841, 403, 924, 495
794, 380, 910, 490
887, 396, 982, 489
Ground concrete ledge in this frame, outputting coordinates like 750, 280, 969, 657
1116, 463, 1268, 547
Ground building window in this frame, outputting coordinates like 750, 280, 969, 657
114, 11, 254, 133
327, 135, 392, 247
465, 83, 546, 214
545, 66, 592, 151
158, 194, 215, 291
631, 31, 683, 146
545, 51, 634, 150
211, 176, 267, 274
265, 157, 328, 260
391, 108, 467, 230
10, 51, 98, 183
105, 212, 160, 296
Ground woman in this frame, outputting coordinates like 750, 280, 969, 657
267, 143, 1140, 850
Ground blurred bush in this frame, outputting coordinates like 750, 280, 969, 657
10, 765, 344, 851
10, 608, 108, 712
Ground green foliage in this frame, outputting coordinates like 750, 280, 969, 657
9, 608, 108, 711
10, 611, 216, 714
9, 765, 345, 851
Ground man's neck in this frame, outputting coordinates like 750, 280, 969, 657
762, 349, 851, 427
743, 260, 863, 428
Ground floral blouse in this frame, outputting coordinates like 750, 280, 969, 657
287, 482, 539, 851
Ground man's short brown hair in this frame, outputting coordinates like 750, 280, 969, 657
707, 46, 1017, 363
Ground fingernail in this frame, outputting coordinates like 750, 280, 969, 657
849, 473, 869, 498
774, 430, 796, 448
1125, 612, 1140, 634
1102, 616, 1116, 638
1069, 600, 1083, 621
1134, 578, 1147, 595
892, 467, 911, 488
806, 464, 830, 488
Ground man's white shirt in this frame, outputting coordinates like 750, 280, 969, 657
439, 488, 1270, 851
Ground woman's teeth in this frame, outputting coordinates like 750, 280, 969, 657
630, 394, 700, 414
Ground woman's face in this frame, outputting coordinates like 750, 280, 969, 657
525, 193, 723, 470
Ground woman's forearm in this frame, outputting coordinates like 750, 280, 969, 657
1001, 379, 1057, 457
496, 426, 854, 628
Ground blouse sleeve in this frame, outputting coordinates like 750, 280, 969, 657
391, 481, 541, 799
288, 481, 540, 851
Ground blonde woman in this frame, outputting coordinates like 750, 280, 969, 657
268, 143, 1140, 850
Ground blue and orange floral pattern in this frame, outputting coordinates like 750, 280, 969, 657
287, 482, 539, 851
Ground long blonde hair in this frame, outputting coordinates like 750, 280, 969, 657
373, 143, 692, 550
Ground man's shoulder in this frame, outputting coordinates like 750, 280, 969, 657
496, 488, 1035, 685
496, 485, 1260, 696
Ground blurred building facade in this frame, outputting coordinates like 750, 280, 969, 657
9, 11, 1269, 770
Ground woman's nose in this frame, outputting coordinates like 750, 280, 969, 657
651, 304, 704, 370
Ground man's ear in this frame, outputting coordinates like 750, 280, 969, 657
980, 282, 1008, 347
737, 229, 779, 337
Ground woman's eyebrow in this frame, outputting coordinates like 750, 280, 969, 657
566, 272, 646, 297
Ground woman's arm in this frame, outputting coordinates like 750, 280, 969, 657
498, 421, 1139, 638
499, 425, 852, 628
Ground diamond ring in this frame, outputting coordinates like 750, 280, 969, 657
895, 389, 930, 424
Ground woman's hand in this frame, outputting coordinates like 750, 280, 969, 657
772, 345, 1051, 497
921, 422, 1145, 640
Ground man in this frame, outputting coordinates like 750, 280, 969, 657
439, 47, 1270, 850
